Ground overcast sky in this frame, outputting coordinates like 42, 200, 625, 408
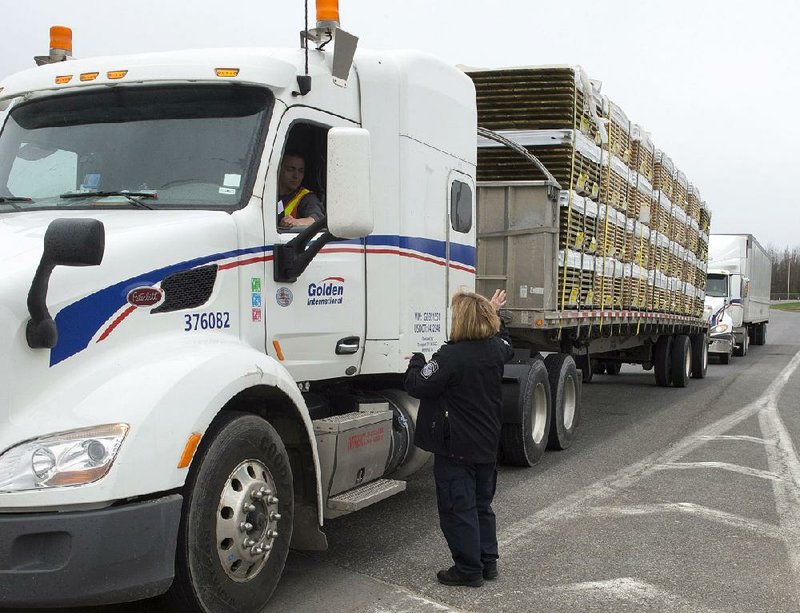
1, 0, 798, 249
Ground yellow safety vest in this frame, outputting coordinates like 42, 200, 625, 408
283, 188, 311, 218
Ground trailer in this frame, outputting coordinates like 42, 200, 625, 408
705, 233, 772, 361
472, 180, 708, 465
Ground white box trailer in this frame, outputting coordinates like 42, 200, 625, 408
705, 234, 771, 361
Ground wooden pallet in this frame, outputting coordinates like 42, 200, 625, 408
653, 150, 675, 200
630, 125, 655, 180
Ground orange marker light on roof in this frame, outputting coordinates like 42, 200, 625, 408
316, 0, 339, 25
215, 68, 240, 78
49, 25, 73, 54
80, 72, 99, 82
107, 70, 128, 80
55, 75, 73, 84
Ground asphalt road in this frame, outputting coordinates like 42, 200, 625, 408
7, 309, 800, 613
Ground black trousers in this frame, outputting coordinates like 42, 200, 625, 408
433, 454, 498, 579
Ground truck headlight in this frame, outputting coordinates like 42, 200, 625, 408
0, 424, 128, 493
711, 323, 729, 334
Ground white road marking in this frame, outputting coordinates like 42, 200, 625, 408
542, 577, 725, 613
496, 349, 800, 610
499, 350, 800, 549
653, 461, 785, 482
700, 434, 775, 446
583, 503, 784, 539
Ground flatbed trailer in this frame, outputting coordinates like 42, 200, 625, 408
476, 180, 709, 467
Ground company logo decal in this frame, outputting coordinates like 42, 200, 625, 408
126, 287, 164, 308
307, 277, 345, 306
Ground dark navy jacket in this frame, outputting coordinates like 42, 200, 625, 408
404, 324, 513, 464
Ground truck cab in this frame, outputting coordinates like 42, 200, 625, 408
0, 19, 477, 612
705, 269, 740, 362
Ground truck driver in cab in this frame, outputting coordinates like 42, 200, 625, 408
277, 150, 325, 230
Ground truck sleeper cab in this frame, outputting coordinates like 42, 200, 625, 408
0, 38, 478, 612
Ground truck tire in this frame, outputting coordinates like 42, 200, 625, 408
754, 323, 766, 346
544, 353, 581, 450
605, 362, 621, 375
690, 333, 708, 379
574, 355, 594, 383
593, 361, 607, 375
671, 335, 692, 388
653, 336, 673, 387
167, 412, 294, 613
734, 332, 748, 357
500, 358, 551, 467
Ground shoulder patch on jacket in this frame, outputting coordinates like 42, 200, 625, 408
421, 360, 439, 379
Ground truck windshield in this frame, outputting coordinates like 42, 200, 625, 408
706, 273, 729, 297
0, 84, 272, 212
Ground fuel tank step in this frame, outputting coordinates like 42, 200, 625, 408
327, 478, 406, 514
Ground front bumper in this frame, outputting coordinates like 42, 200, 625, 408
0, 494, 182, 608
708, 333, 734, 355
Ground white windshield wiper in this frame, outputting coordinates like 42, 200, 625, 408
59, 190, 157, 210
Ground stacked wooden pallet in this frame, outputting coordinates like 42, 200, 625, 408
468, 64, 711, 316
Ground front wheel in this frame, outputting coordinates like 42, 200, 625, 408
167, 413, 294, 613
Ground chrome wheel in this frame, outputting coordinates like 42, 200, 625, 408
532, 382, 548, 444
563, 376, 577, 429
216, 459, 281, 582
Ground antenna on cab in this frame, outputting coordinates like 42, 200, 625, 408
296, 0, 358, 96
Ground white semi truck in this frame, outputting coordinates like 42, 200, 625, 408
705, 234, 771, 363
0, 7, 709, 612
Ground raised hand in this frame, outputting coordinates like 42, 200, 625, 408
489, 289, 507, 311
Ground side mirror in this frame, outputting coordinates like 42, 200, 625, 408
326, 127, 373, 239
27, 218, 105, 349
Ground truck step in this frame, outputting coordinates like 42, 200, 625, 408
327, 478, 406, 513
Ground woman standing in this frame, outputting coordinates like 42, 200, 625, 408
404, 290, 513, 587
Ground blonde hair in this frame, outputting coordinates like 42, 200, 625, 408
449, 292, 500, 342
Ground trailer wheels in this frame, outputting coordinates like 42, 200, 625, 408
500, 358, 552, 466
671, 335, 692, 388
605, 362, 621, 376
574, 355, 594, 383
690, 333, 708, 379
753, 323, 767, 346
735, 332, 749, 357
544, 354, 581, 450
654, 336, 673, 387
168, 412, 293, 613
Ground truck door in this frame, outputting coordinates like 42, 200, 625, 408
263, 109, 365, 382
446, 170, 477, 334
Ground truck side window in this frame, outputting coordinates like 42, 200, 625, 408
450, 180, 472, 234
277, 123, 329, 233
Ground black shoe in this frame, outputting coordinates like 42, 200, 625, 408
436, 567, 484, 587
482, 564, 499, 580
